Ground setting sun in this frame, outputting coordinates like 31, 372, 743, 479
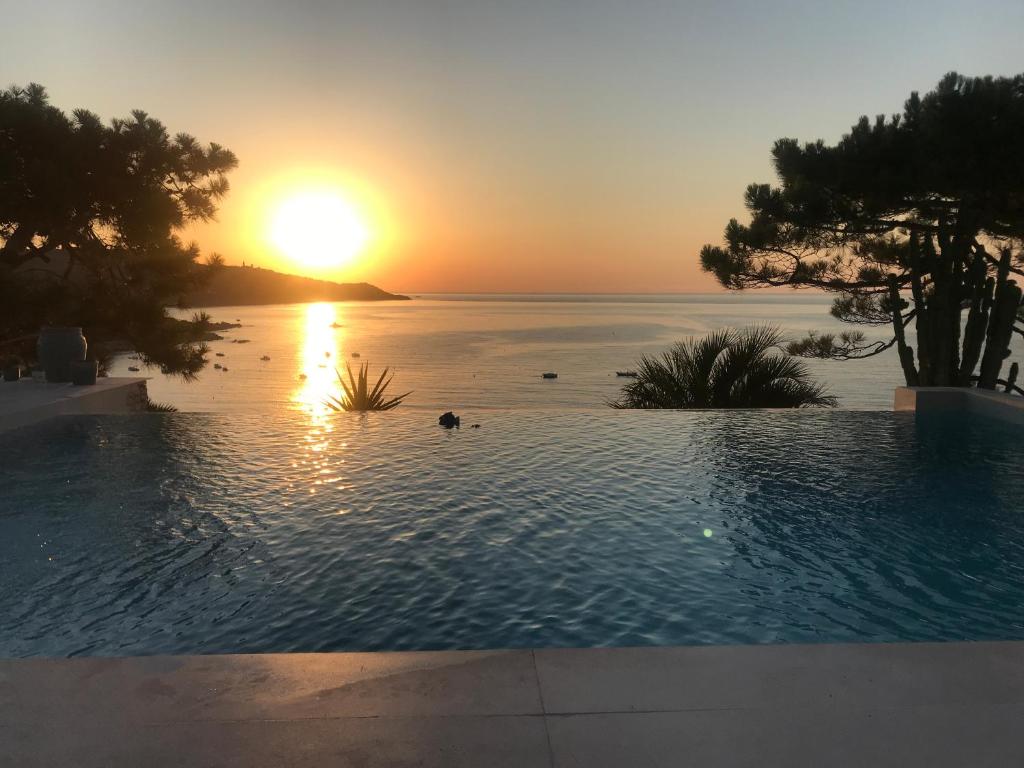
270, 192, 369, 269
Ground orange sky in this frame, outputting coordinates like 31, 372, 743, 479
7, 2, 1023, 293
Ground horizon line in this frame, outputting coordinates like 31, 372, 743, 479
390, 287, 818, 296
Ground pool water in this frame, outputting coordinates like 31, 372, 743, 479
1, 410, 1022, 657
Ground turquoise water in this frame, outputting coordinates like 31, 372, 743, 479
1, 410, 1022, 657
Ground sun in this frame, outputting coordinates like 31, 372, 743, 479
270, 191, 369, 269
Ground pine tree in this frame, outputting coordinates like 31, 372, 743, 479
700, 73, 1024, 393
0, 84, 237, 377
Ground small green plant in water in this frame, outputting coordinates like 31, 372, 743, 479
325, 363, 410, 412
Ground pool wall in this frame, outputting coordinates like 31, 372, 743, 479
895, 386, 1024, 425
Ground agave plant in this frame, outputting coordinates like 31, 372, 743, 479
325, 363, 410, 412
610, 325, 837, 409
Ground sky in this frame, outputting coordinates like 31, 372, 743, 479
5, 0, 1024, 293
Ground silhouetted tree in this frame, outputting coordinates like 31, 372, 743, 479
700, 73, 1024, 393
0, 84, 237, 376
610, 326, 836, 409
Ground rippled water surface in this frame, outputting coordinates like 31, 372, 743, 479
2, 410, 1023, 657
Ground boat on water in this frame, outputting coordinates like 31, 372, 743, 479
616, 371, 638, 377
542, 372, 557, 379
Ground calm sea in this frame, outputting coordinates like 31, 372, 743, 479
110, 293, 1004, 414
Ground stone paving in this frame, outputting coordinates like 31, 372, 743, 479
4, 641, 1024, 766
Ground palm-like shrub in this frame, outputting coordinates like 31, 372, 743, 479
325, 363, 410, 412
145, 398, 178, 413
610, 326, 837, 409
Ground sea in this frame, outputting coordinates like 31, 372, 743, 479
107, 293, 1016, 415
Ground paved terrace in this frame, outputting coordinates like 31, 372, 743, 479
3, 641, 1024, 767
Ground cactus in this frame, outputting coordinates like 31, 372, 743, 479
977, 249, 1022, 390
958, 246, 993, 385
888, 275, 919, 386
1005, 363, 1020, 394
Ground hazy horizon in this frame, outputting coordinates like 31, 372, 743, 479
7, 0, 1023, 293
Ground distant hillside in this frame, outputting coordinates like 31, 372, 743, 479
185, 265, 410, 306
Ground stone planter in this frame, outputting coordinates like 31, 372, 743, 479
71, 359, 99, 386
37, 327, 87, 383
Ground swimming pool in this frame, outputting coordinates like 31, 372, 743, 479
1, 410, 1022, 657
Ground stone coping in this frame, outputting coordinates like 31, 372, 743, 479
894, 385, 1024, 424
0, 377, 148, 433
3, 641, 1024, 766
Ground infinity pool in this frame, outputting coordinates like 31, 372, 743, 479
1, 410, 1022, 657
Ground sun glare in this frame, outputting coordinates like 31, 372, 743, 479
270, 192, 369, 269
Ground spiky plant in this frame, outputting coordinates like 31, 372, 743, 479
325, 363, 411, 412
610, 325, 837, 409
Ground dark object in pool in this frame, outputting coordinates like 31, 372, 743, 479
439, 412, 460, 429
616, 371, 638, 377
542, 372, 557, 379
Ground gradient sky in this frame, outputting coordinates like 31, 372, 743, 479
6, 0, 1024, 293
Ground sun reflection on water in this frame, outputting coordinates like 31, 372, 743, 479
292, 302, 343, 423
290, 302, 347, 498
